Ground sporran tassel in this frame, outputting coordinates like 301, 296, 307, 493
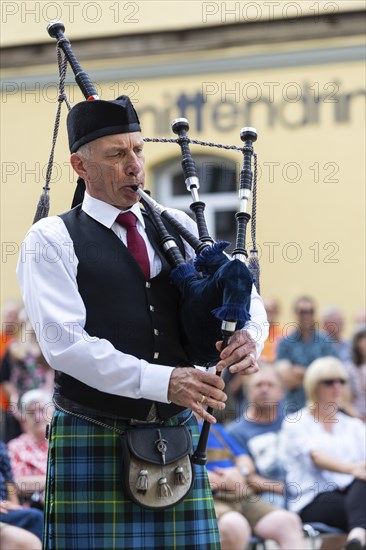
157, 477, 173, 498
174, 466, 187, 486
136, 469, 149, 493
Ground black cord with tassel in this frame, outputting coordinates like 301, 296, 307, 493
247, 150, 260, 293
33, 184, 51, 224
33, 46, 71, 224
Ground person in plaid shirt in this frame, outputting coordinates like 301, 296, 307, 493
8, 390, 52, 506
0, 440, 43, 549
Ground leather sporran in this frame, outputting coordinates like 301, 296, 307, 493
121, 424, 195, 510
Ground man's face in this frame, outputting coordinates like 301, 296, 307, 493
295, 299, 315, 331
323, 312, 344, 340
71, 132, 145, 209
23, 401, 54, 440
248, 369, 283, 408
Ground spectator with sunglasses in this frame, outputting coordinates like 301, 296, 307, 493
276, 296, 338, 412
283, 356, 366, 550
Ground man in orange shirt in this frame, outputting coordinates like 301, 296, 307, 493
261, 298, 282, 363
0, 299, 22, 410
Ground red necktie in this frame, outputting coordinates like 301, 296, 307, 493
116, 212, 150, 279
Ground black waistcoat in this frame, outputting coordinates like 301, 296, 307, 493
57, 205, 191, 420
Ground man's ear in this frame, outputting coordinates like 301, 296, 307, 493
70, 153, 88, 180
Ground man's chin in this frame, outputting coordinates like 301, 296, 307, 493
258, 399, 272, 407
113, 188, 141, 209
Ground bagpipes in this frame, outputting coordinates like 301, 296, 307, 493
40, 21, 261, 465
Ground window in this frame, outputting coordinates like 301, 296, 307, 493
152, 154, 239, 252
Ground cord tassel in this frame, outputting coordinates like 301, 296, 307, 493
174, 466, 187, 486
157, 477, 173, 498
136, 469, 148, 493
33, 185, 50, 224
248, 249, 260, 294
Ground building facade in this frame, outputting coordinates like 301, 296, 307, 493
1, 1, 365, 332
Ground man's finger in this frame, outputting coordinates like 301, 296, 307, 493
193, 401, 217, 424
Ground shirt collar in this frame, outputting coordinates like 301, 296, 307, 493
82, 191, 145, 229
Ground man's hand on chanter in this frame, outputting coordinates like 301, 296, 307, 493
168, 367, 226, 424
215, 329, 259, 376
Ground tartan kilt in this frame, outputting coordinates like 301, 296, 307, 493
43, 408, 220, 550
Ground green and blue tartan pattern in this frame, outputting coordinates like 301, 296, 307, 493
42, 409, 220, 549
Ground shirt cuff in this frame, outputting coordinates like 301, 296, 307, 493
140, 362, 175, 403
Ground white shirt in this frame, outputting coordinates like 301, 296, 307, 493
16, 193, 268, 405
282, 407, 366, 513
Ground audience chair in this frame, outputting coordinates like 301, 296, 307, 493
247, 535, 267, 550
303, 522, 346, 549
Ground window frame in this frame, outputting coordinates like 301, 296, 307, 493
152, 153, 239, 242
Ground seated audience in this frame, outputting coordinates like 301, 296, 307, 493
221, 298, 281, 420
0, 299, 22, 363
276, 296, 338, 412
8, 389, 52, 506
354, 309, 366, 328
227, 366, 287, 507
0, 299, 22, 413
0, 520, 42, 550
282, 357, 366, 550
261, 298, 282, 363
0, 441, 43, 548
204, 419, 304, 550
321, 305, 350, 363
1, 309, 53, 408
345, 325, 366, 421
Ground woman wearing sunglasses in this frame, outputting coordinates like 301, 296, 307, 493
282, 356, 366, 550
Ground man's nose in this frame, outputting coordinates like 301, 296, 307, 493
125, 161, 141, 176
